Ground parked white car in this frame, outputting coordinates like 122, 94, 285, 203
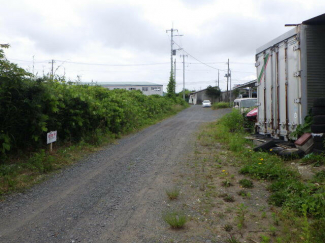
202, 100, 212, 108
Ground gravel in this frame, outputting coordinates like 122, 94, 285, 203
0, 106, 231, 243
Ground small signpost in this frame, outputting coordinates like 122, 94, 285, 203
47, 131, 57, 152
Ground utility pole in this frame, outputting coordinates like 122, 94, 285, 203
228, 68, 232, 102
227, 59, 229, 102
49, 59, 55, 80
218, 69, 219, 87
224, 59, 230, 102
181, 54, 188, 100
166, 28, 178, 75
174, 59, 176, 81
32, 55, 35, 76
166, 28, 182, 76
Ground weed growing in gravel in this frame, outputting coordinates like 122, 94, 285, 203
222, 180, 233, 187
224, 224, 233, 232
224, 195, 235, 202
236, 203, 248, 229
260, 235, 271, 243
163, 210, 187, 229
237, 190, 248, 197
165, 187, 180, 200
226, 235, 241, 243
239, 179, 254, 188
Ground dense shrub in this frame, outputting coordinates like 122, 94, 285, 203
0, 49, 187, 160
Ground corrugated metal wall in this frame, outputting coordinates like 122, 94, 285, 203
306, 26, 325, 110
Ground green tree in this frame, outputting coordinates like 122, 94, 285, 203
232, 88, 240, 99
0, 45, 31, 78
167, 71, 176, 98
205, 85, 221, 103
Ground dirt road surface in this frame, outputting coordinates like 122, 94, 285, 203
0, 106, 231, 243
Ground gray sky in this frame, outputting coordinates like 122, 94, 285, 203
1, 0, 324, 92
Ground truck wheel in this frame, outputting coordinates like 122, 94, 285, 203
312, 107, 325, 116
311, 124, 325, 133
313, 98, 325, 107
313, 115, 325, 124
278, 148, 304, 159
253, 140, 276, 152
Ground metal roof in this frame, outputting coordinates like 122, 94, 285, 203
303, 13, 325, 25
233, 80, 257, 89
83, 82, 163, 86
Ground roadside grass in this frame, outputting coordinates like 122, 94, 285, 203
166, 109, 325, 242
212, 102, 231, 110
166, 187, 180, 200
208, 109, 325, 242
0, 104, 187, 197
163, 210, 188, 229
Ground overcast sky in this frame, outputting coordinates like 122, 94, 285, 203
1, 0, 324, 92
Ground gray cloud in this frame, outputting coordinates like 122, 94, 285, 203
179, 0, 215, 7
83, 4, 169, 55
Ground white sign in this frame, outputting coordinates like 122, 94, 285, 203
47, 131, 57, 144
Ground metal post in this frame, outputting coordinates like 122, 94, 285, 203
227, 59, 229, 101
229, 69, 232, 103
181, 54, 187, 100
166, 28, 178, 75
174, 59, 176, 81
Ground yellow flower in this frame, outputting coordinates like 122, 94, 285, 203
270, 149, 273, 151
258, 163, 262, 165
222, 170, 226, 172
260, 158, 264, 161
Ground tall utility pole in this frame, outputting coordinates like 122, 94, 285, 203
228, 69, 232, 102
49, 59, 55, 80
166, 28, 178, 75
32, 55, 35, 76
218, 69, 219, 87
174, 59, 176, 81
224, 59, 230, 102
166, 28, 182, 76
181, 54, 188, 100
227, 59, 229, 101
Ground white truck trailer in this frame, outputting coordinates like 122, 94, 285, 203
255, 13, 325, 140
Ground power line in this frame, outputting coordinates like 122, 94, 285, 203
173, 41, 220, 71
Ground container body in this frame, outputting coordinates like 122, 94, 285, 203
256, 24, 325, 139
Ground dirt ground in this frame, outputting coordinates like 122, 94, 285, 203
2, 105, 311, 243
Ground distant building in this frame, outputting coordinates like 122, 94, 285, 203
189, 88, 211, 105
85, 82, 163, 96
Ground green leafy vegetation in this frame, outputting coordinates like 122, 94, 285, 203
205, 85, 221, 103
0, 48, 188, 195
239, 179, 254, 188
166, 187, 180, 200
212, 102, 231, 109
163, 210, 188, 229
211, 109, 325, 242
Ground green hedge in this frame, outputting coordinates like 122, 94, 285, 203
0, 50, 187, 160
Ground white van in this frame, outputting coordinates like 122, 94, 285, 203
233, 98, 257, 113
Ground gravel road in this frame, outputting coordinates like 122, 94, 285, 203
0, 106, 231, 243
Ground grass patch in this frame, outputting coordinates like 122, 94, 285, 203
212, 102, 231, 110
163, 210, 188, 229
239, 179, 254, 188
206, 109, 325, 242
166, 187, 180, 200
